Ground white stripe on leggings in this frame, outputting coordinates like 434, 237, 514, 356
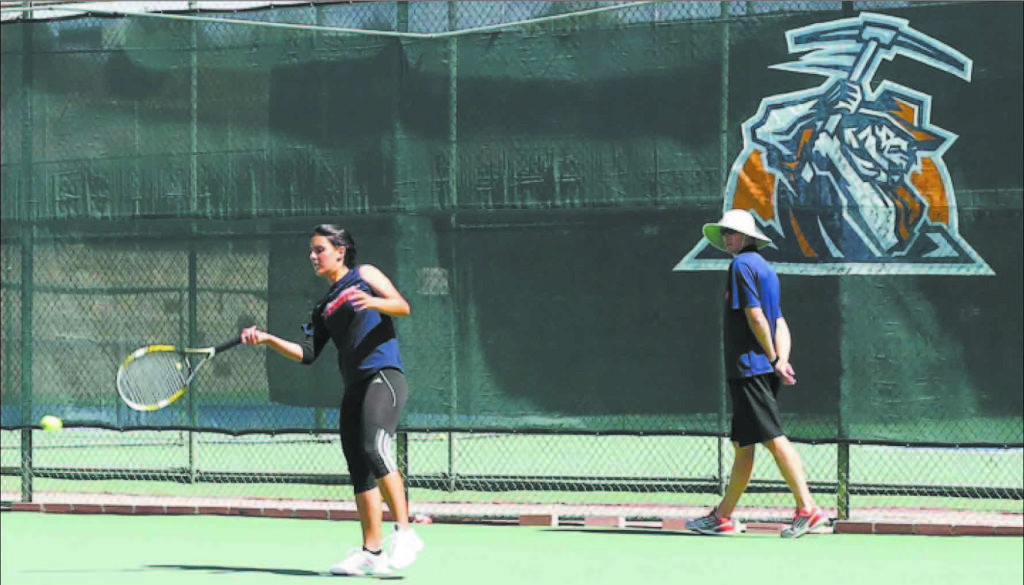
376, 428, 397, 475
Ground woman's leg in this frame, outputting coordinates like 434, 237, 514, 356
354, 487, 385, 550
339, 384, 381, 549
377, 471, 409, 528
362, 369, 410, 526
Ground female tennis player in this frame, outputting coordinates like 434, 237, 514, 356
241, 224, 423, 576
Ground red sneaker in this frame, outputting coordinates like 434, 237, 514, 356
781, 507, 829, 538
684, 511, 747, 535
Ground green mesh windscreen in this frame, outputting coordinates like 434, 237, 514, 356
1, 2, 1020, 446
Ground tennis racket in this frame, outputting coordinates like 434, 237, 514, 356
116, 336, 242, 411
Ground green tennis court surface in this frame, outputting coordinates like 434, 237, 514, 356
2, 513, 1021, 585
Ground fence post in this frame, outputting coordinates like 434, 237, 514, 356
19, 228, 36, 505
837, 276, 850, 519
837, 281, 850, 519
19, 7, 37, 504
446, 0, 460, 496
715, 0, 732, 498
837, 442, 850, 519
184, 0, 202, 484
187, 246, 199, 484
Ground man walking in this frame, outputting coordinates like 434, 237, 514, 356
685, 209, 828, 539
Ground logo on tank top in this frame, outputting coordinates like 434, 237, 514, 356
323, 286, 360, 317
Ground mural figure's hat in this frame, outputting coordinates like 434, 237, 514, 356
860, 94, 944, 148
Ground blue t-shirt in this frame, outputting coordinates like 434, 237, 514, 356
301, 265, 404, 388
723, 248, 782, 380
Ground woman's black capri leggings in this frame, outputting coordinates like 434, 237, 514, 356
339, 368, 408, 494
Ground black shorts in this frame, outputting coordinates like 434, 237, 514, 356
728, 373, 785, 447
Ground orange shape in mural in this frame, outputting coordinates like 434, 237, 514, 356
731, 150, 776, 220
911, 157, 950, 225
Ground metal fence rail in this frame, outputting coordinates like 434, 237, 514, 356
3, 429, 1021, 524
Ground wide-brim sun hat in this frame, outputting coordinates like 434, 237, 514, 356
702, 208, 772, 252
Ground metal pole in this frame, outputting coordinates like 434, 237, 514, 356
838, 281, 851, 519
837, 442, 850, 519
391, 1, 417, 504
187, 248, 199, 483
716, 0, 732, 497
186, 1, 200, 483
189, 0, 199, 215
446, 0, 459, 494
447, 3, 458, 209
19, 3, 37, 504
837, 5, 857, 525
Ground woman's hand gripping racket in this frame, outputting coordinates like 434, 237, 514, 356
116, 336, 242, 411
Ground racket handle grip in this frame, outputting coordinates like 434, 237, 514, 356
214, 335, 243, 354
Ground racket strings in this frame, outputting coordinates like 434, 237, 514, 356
118, 352, 191, 409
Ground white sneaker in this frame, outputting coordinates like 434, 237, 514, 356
388, 525, 424, 570
329, 547, 393, 576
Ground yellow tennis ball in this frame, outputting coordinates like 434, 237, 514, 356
40, 415, 63, 431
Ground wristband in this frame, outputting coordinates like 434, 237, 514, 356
770, 356, 780, 367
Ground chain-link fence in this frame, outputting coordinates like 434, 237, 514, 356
1, 222, 1020, 524
2, 1, 1021, 526
3, 428, 1021, 524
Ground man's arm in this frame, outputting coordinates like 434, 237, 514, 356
744, 306, 777, 362
743, 307, 797, 385
774, 316, 792, 364
773, 317, 797, 385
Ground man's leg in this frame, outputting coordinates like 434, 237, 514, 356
716, 442, 755, 518
763, 435, 814, 511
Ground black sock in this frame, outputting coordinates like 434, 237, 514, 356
363, 547, 382, 556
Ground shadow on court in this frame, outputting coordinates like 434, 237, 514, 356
147, 564, 405, 580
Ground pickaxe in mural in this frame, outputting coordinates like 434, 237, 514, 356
677, 12, 992, 275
